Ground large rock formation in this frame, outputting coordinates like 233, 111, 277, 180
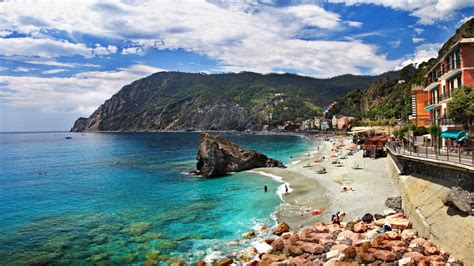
195, 132, 285, 177
445, 187, 473, 215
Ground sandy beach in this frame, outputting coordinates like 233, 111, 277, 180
253, 135, 400, 227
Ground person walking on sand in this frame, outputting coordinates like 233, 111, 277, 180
285, 184, 288, 194
264, 185, 268, 192
331, 211, 345, 225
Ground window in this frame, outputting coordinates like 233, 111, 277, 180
457, 75, 462, 89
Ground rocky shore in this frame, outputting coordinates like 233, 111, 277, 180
205, 211, 464, 266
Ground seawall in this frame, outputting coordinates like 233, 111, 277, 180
387, 153, 474, 264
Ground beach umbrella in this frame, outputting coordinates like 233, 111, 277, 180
312, 208, 325, 216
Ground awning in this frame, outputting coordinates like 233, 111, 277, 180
424, 105, 434, 111
441, 130, 465, 140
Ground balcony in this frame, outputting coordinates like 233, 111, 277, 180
423, 80, 440, 92
440, 60, 462, 80
439, 118, 456, 126
439, 91, 453, 102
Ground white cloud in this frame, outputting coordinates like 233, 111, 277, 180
412, 37, 425, 43
0, 64, 166, 115
329, 0, 474, 24
0, 37, 115, 58
42, 68, 68, 74
0, 30, 12, 37
13, 67, 33, 72
397, 43, 442, 69
122, 46, 145, 55
388, 40, 401, 48
414, 27, 424, 34
24, 60, 100, 68
0, 0, 400, 77
346, 21, 363, 27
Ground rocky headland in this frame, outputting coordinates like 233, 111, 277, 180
196, 132, 285, 177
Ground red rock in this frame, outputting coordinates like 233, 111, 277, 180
271, 238, 284, 251
342, 246, 357, 258
353, 222, 367, 233
319, 238, 336, 247
386, 240, 406, 248
313, 222, 329, 233
384, 231, 401, 240
300, 242, 324, 254
259, 226, 269, 232
273, 222, 290, 236
410, 238, 428, 247
429, 261, 447, 266
350, 233, 361, 243
401, 229, 417, 242
284, 244, 303, 256
243, 231, 256, 238
218, 258, 233, 266
424, 246, 439, 256
403, 252, 426, 263
309, 232, 333, 241
355, 251, 376, 263
337, 230, 354, 240
392, 246, 407, 257
264, 239, 274, 245
287, 256, 309, 265
374, 217, 411, 230
299, 228, 315, 240
196, 261, 206, 266
417, 260, 430, 266
327, 224, 342, 234
372, 250, 397, 262
424, 255, 444, 262
260, 254, 287, 265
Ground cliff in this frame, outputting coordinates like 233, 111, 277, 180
70, 71, 397, 132
196, 132, 285, 177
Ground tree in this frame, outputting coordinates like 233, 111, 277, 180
448, 86, 474, 130
427, 124, 441, 148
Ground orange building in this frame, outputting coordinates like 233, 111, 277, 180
410, 85, 431, 126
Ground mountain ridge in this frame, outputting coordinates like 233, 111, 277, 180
71, 70, 398, 132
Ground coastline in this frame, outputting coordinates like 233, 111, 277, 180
249, 135, 400, 229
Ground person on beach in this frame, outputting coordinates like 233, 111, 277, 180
379, 222, 392, 232
264, 185, 268, 192
331, 211, 345, 225
285, 185, 288, 194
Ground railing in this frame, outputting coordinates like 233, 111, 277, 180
386, 142, 473, 167
439, 118, 455, 125
448, 60, 461, 71
439, 90, 452, 101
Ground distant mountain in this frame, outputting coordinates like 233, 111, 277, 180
71, 71, 397, 132
327, 18, 474, 121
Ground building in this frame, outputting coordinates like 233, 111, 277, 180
421, 37, 474, 145
321, 121, 330, 130
332, 115, 338, 128
314, 117, 321, 129
337, 116, 352, 130
410, 85, 431, 126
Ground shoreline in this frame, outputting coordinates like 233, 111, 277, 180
250, 135, 400, 228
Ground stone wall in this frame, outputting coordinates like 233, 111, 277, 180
389, 153, 474, 192
387, 154, 474, 263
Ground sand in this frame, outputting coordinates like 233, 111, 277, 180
252, 136, 400, 228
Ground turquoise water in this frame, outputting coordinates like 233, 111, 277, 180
0, 132, 309, 265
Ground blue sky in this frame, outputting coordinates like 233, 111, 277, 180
0, 0, 473, 131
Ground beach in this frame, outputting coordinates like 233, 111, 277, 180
252, 135, 400, 228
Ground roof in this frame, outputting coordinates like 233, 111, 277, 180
426, 38, 474, 76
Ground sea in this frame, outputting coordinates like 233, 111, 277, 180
0, 131, 310, 265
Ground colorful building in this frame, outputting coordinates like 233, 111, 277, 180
420, 38, 474, 144
410, 85, 431, 126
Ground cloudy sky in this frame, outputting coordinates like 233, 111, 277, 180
0, 0, 473, 131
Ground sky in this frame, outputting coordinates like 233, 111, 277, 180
0, 0, 473, 132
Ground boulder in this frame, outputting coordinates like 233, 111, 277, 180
196, 261, 206, 266
313, 222, 329, 233
260, 253, 287, 265
372, 250, 397, 262
353, 222, 367, 233
397, 257, 413, 266
196, 132, 285, 177
300, 242, 324, 254
401, 229, 417, 242
385, 196, 403, 212
342, 246, 357, 258
384, 231, 401, 240
243, 231, 256, 238
337, 230, 353, 241
374, 217, 411, 230
445, 187, 473, 215
361, 213, 374, 223
309, 233, 333, 242
325, 250, 341, 260
409, 238, 427, 248
273, 222, 290, 236
424, 246, 439, 256
402, 251, 425, 263
271, 238, 285, 251
218, 258, 233, 266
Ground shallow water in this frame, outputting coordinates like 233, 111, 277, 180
0, 132, 309, 264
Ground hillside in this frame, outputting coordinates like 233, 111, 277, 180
328, 18, 474, 121
71, 71, 397, 132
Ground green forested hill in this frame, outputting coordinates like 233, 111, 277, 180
71, 71, 397, 131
